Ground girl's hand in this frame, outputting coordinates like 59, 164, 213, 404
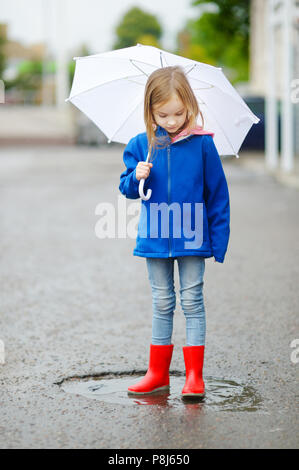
135, 162, 153, 181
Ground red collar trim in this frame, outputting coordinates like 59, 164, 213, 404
170, 125, 215, 143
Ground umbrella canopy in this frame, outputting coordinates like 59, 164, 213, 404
66, 43, 260, 157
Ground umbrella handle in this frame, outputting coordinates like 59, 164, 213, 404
139, 178, 152, 201
138, 149, 152, 200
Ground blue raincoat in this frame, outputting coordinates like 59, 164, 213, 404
119, 125, 230, 263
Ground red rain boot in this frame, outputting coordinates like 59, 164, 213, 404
181, 345, 205, 397
128, 344, 174, 395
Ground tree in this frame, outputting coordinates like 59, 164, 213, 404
113, 7, 162, 49
178, 0, 250, 83
176, 29, 213, 64
0, 24, 7, 80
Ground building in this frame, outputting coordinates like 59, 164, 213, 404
250, 0, 299, 173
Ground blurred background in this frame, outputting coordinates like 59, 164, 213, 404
0, 0, 298, 175
0, 1, 299, 449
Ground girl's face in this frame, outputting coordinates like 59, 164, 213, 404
152, 93, 188, 137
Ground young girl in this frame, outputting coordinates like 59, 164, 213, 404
119, 66, 230, 398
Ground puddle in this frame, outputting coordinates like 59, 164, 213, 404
58, 371, 262, 412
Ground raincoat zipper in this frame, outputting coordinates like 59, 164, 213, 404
167, 144, 172, 257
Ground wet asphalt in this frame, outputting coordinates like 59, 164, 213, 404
0, 144, 298, 449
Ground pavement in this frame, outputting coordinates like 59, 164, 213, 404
236, 150, 299, 190
0, 144, 298, 449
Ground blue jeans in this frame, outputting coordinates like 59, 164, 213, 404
146, 256, 206, 346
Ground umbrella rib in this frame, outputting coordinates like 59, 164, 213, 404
68, 73, 146, 101
160, 52, 163, 67
126, 58, 159, 69
129, 59, 151, 76
68, 58, 158, 101
126, 79, 147, 86
193, 85, 214, 91
189, 73, 258, 121
185, 73, 218, 90
185, 63, 197, 75
161, 53, 169, 67
108, 94, 143, 143
203, 102, 238, 155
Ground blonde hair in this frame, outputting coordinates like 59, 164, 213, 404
144, 66, 204, 161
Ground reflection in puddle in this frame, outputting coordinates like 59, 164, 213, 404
59, 372, 262, 412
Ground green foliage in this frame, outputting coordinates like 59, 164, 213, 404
5, 59, 76, 93
179, 0, 250, 83
5, 60, 43, 92
192, 0, 250, 40
136, 34, 160, 48
176, 30, 214, 64
113, 7, 162, 49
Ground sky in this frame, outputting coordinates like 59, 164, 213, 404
0, 0, 205, 57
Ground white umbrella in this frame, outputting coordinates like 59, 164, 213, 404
66, 43, 260, 200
